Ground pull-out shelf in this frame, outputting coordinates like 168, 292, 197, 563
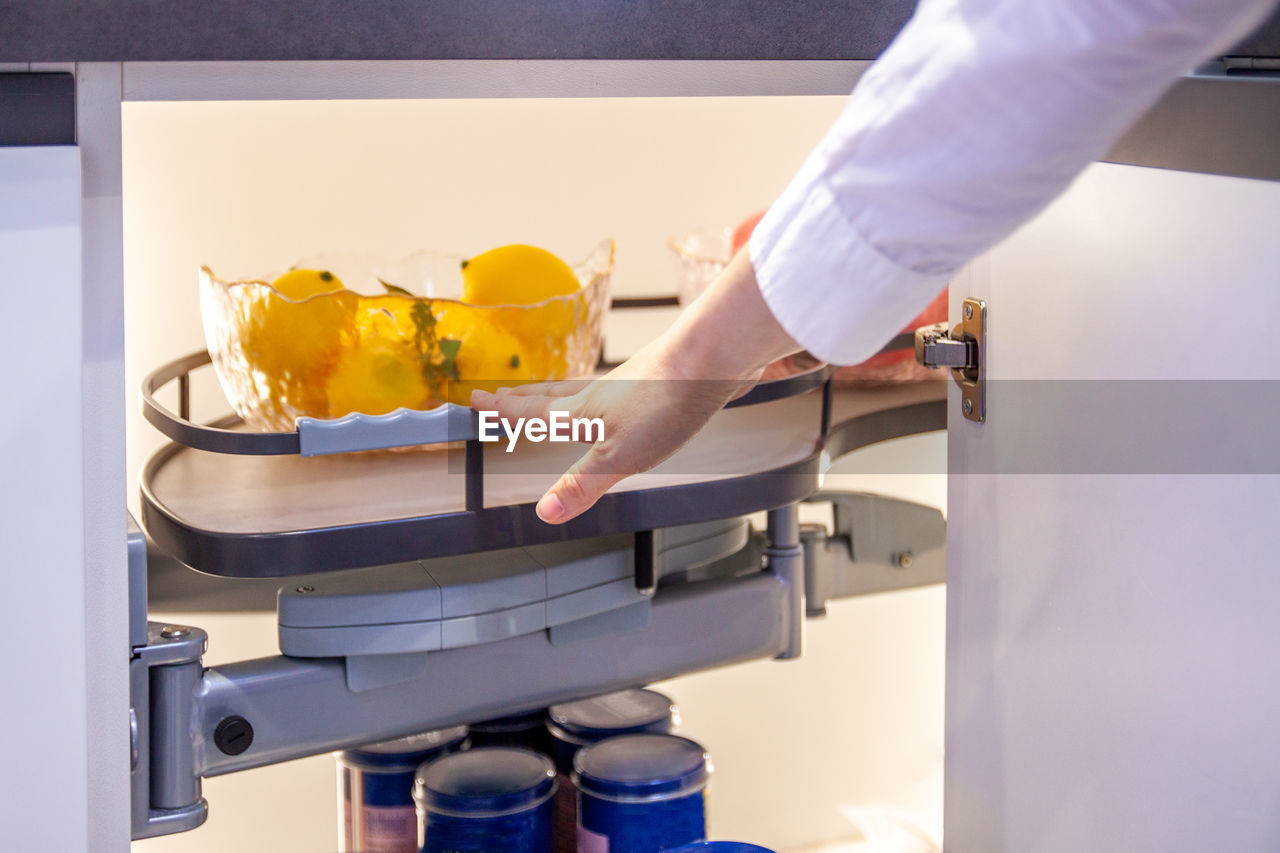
139, 352, 944, 577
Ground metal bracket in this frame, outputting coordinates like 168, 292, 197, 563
915, 297, 986, 422
801, 491, 946, 616
130, 523, 209, 841
131, 621, 209, 839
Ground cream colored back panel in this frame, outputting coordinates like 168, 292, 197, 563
126, 95, 947, 853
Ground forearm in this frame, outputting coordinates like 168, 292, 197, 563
753, 0, 1277, 365
660, 250, 802, 381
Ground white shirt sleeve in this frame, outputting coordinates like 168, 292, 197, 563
750, 0, 1277, 365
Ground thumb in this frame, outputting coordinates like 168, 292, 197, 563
536, 447, 628, 524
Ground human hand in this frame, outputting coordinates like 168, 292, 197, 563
471, 250, 801, 524
470, 342, 759, 524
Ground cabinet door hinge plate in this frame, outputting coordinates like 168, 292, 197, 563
915, 297, 986, 422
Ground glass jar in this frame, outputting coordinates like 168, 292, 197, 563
547, 689, 678, 853
573, 733, 710, 853
414, 747, 556, 853
337, 726, 468, 853
468, 709, 553, 756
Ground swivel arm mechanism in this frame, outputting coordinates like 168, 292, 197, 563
127, 491, 945, 840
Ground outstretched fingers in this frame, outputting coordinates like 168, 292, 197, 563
536, 445, 629, 524
470, 385, 621, 524
492, 378, 594, 398
470, 388, 555, 423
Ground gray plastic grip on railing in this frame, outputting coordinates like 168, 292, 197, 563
296, 404, 479, 456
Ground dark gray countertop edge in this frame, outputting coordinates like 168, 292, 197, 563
4, 1, 1278, 63
0, 0, 918, 62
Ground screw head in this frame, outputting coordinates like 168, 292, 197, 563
962, 398, 974, 416
160, 625, 190, 639
964, 303, 974, 320
295, 586, 314, 594
894, 551, 914, 569
213, 715, 254, 756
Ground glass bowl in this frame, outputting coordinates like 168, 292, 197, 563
667, 226, 947, 386
667, 228, 732, 306
199, 239, 613, 431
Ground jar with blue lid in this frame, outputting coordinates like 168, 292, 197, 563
414, 746, 556, 853
573, 733, 710, 853
468, 708, 553, 756
337, 726, 468, 853
547, 689, 678, 853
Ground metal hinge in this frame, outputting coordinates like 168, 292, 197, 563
127, 517, 209, 841
915, 297, 986, 422
800, 491, 946, 616
131, 622, 209, 839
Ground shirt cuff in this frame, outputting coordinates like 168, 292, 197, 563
749, 175, 950, 366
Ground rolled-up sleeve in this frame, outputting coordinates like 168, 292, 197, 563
751, 0, 1276, 365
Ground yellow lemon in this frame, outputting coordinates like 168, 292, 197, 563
240, 269, 356, 406
436, 308, 539, 405
324, 338, 432, 417
460, 244, 580, 306
491, 301, 577, 379
353, 294, 419, 342
270, 268, 346, 300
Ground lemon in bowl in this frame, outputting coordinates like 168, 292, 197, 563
461, 244, 582, 306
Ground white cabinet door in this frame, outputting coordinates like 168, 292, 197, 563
0, 145, 92, 851
945, 160, 1280, 851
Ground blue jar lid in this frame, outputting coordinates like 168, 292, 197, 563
573, 734, 709, 802
469, 709, 548, 734
339, 725, 468, 771
414, 747, 556, 818
548, 689, 676, 744
665, 844, 776, 853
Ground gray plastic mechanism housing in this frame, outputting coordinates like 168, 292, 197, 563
277, 518, 749, 665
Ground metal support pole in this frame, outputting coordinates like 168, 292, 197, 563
464, 438, 483, 511
177, 373, 190, 422
149, 662, 201, 810
799, 523, 828, 617
634, 529, 656, 594
766, 503, 804, 660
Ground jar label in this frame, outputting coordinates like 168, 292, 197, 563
360, 804, 418, 853
578, 824, 609, 853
